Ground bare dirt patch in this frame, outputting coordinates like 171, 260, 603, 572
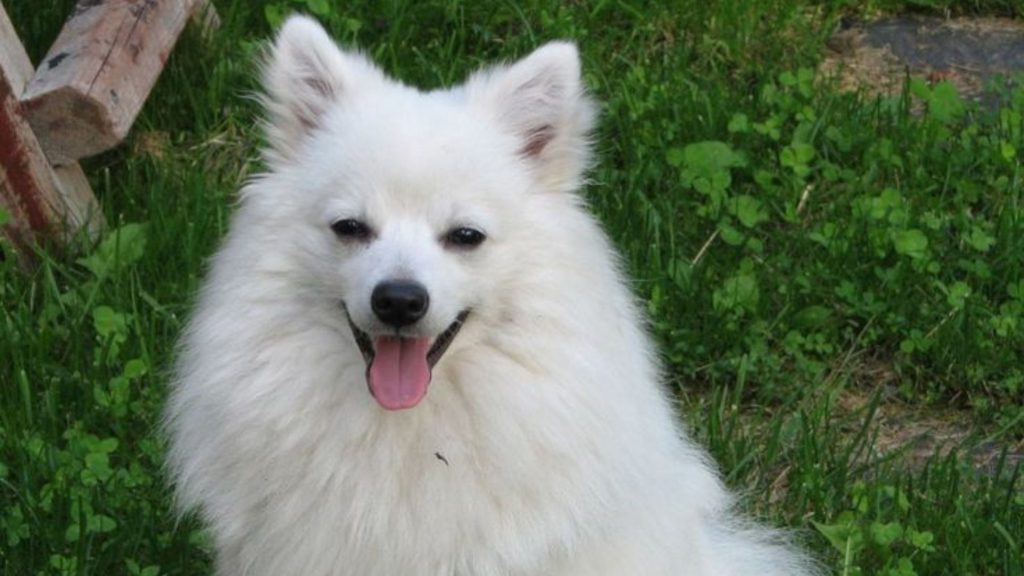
834, 373, 1023, 476
821, 16, 1024, 102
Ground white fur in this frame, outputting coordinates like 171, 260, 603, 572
165, 15, 818, 576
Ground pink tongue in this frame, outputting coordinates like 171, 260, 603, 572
368, 336, 432, 410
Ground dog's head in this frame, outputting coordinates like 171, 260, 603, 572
248, 16, 594, 410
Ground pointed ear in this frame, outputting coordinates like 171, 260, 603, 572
261, 15, 382, 163
468, 42, 596, 192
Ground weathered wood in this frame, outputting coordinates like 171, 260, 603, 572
20, 0, 201, 165
0, 3, 103, 250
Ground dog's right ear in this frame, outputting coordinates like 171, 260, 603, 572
261, 15, 382, 164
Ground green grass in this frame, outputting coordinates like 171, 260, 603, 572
2, 0, 1022, 574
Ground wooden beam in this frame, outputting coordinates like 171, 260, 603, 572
0, 3, 103, 250
20, 0, 202, 165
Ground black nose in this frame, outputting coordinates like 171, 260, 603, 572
371, 280, 429, 328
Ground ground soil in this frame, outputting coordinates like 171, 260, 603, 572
821, 16, 1024, 103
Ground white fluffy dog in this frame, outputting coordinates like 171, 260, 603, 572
165, 15, 817, 576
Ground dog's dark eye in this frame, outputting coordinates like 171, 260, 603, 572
445, 227, 486, 249
331, 219, 370, 240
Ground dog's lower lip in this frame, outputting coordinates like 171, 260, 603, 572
426, 310, 469, 367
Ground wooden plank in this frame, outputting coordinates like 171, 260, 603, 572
0, 3, 103, 250
0, 4, 33, 91
20, 0, 198, 165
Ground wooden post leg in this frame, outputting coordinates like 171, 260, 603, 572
0, 4, 103, 253
20, 0, 206, 165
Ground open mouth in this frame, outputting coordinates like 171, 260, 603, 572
344, 307, 469, 410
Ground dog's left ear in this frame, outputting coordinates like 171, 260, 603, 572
468, 42, 596, 193
261, 15, 384, 164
